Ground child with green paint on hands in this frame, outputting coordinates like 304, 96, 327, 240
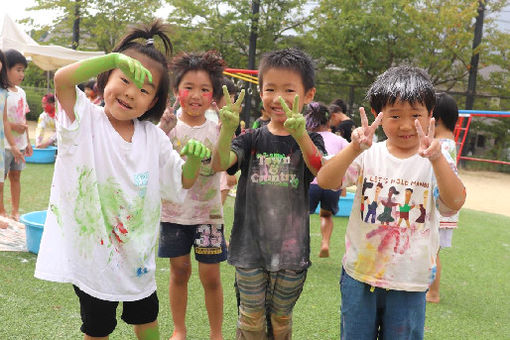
212, 48, 326, 339
34, 20, 210, 340
157, 51, 243, 340
317, 66, 466, 340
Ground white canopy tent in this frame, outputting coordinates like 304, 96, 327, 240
0, 13, 103, 71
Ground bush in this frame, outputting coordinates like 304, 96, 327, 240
24, 86, 50, 121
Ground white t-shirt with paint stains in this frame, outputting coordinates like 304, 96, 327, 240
35, 89, 186, 302
341, 141, 457, 292
160, 118, 223, 225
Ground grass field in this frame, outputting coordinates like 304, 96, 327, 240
1, 162, 509, 339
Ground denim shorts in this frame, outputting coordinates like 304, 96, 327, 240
73, 285, 158, 337
158, 222, 227, 263
309, 183, 341, 215
340, 268, 426, 340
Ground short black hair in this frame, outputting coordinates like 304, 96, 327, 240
258, 48, 315, 92
222, 77, 237, 96
0, 50, 8, 89
170, 51, 226, 102
366, 65, 435, 114
5, 49, 27, 69
96, 19, 172, 122
433, 93, 458, 133
84, 79, 96, 90
330, 98, 347, 114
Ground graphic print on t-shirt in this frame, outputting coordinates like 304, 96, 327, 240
360, 175, 431, 255
250, 152, 299, 189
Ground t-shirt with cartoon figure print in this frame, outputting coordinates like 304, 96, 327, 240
227, 125, 326, 271
341, 140, 460, 292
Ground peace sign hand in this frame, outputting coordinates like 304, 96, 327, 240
219, 85, 245, 133
159, 97, 179, 134
351, 107, 382, 151
113, 53, 152, 89
415, 118, 441, 161
280, 95, 306, 139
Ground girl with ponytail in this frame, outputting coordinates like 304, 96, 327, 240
35, 20, 211, 339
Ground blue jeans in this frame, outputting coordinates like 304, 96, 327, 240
340, 268, 426, 340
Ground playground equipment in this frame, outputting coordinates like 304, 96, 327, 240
454, 110, 510, 166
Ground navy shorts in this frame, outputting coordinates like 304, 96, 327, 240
339, 269, 426, 340
309, 183, 341, 215
73, 285, 159, 337
158, 222, 227, 263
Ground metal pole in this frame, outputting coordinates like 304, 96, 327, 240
242, 0, 260, 126
465, 0, 485, 110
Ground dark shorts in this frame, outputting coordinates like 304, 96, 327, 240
158, 222, 227, 263
309, 183, 341, 215
73, 285, 159, 337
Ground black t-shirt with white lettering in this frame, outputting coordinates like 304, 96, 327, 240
227, 126, 325, 271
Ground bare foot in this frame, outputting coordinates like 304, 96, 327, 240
319, 247, 330, 258
11, 213, 20, 222
0, 221, 8, 229
426, 292, 440, 303
169, 330, 186, 340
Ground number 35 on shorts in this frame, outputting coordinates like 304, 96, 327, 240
196, 224, 223, 248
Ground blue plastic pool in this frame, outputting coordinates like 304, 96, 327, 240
25, 145, 57, 164
20, 210, 47, 254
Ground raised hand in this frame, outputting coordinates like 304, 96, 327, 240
180, 139, 211, 160
415, 118, 441, 161
280, 95, 306, 138
159, 97, 179, 134
219, 85, 245, 133
113, 53, 152, 89
351, 107, 382, 151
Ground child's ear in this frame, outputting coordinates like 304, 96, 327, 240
303, 87, 316, 105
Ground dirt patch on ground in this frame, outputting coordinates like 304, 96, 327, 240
460, 169, 510, 217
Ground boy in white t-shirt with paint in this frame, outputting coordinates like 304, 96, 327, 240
318, 66, 466, 340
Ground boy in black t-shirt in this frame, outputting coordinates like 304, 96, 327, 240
212, 48, 325, 339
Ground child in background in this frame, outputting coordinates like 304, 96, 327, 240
305, 102, 348, 258
426, 92, 460, 304
329, 98, 355, 142
0, 49, 32, 221
84, 79, 102, 105
0, 50, 24, 228
35, 93, 57, 148
212, 48, 326, 339
252, 102, 271, 129
35, 20, 209, 339
158, 51, 240, 340
317, 66, 465, 340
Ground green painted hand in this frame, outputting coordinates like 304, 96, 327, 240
112, 53, 152, 89
72, 53, 152, 89
219, 85, 245, 133
280, 95, 306, 138
181, 139, 211, 160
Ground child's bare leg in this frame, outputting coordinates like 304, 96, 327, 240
0, 181, 6, 217
319, 209, 334, 258
169, 255, 192, 340
426, 251, 441, 303
134, 321, 160, 340
8, 170, 21, 220
198, 262, 223, 340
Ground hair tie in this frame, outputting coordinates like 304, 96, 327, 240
310, 101, 319, 110
146, 38, 154, 46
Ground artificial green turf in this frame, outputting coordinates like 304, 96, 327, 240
0, 162, 509, 339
